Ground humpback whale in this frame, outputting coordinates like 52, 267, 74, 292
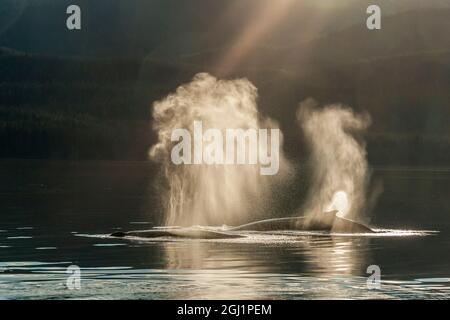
110, 211, 375, 239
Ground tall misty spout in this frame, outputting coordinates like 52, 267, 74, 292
297, 99, 372, 224
150, 73, 290, 227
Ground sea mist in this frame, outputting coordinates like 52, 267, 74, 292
297, 99, 372, 224
150, 73, 290, 226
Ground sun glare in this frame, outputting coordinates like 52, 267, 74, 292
327, 191, 350, 217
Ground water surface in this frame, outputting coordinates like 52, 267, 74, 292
0, 160, 449, 299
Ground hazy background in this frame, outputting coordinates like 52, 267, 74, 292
1, 0, 450, 165
1, 1, 450, 300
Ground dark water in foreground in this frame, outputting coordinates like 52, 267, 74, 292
0, 160, 449, 299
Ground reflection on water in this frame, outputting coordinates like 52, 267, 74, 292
160, 235, 373, 299
0, 161, 449, 299
1, 235, 449, 300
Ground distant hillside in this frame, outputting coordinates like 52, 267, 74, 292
176, 9, 450, 72
1, 9, 450, 165
2, 1, 450, 58
166, 9, 450, 165
0, 51, 186, 159
309, 9, 450, 65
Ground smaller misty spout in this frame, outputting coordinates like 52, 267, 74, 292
297, 98, 372, 227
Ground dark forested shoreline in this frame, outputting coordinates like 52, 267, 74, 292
1, 46, 450, 166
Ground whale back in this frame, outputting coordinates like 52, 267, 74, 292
229, 217, 306, 231
111, 228, 244, 239
110, 211, 374, 239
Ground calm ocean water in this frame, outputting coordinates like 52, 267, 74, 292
0, 160, 449, 299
